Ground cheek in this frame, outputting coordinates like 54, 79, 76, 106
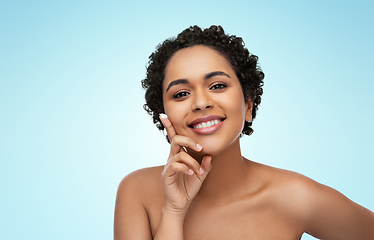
234, 91, 247, 115
163, 100, 176, 117
228, 97, 248, 132
164, 103, 187, 134
223, 92, 247, 116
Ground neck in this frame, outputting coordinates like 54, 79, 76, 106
190, 138, 250, 204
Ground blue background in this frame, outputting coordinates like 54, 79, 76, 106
1, 1, 373, 239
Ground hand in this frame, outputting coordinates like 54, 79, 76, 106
159, 114, 212, 214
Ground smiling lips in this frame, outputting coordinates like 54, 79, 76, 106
192, 119, 222, 129
189, 115, 225, 134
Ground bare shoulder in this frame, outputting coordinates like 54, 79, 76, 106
250, 162, 322, 213
117, 166, 164, 195
115, 166, 165, 209
250, 161, 321, 194
114, 166, 164, 240
252, 161, 367, 214
251, 161, 374, 239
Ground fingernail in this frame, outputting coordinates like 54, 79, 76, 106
199, 168, 204, 174
196, 143, 202, 151
159, 113, 168, 119
189, 169, 194, 175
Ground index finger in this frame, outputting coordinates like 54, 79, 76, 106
159, 113, 177, 140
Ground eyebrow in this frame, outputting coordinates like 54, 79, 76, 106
204, 71, 230, 80
165, 71, 230, 92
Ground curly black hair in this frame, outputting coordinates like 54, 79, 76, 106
141, 25, 264, 137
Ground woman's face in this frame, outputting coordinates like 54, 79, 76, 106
162, 45, 252, 156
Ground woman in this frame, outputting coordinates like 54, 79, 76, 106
114, 25, 374, 239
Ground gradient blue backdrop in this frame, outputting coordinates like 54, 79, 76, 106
1, 1, 373, 239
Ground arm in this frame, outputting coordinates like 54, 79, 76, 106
114, 172, 153, 240
154, 207, 186, 240
297, 178, 374, 239
154, 114, 212, 240
114, 115, 212, 240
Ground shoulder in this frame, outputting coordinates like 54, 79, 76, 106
115, 166, 165, 213
250, 161, 318, 194
116, 166, 164, 200
114, 166, 164, 240
119, 166, 164, 184
255, 163, 345, 213
248, 162, 347, 219
253, 162, 374, 239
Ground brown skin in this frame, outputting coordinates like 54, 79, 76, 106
114, 46, 374, 240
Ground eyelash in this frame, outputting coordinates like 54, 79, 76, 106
173, 91, 190, 99
172, 83, 227, 99
210, 83, 227, 90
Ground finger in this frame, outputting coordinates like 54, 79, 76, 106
168, 151, 202, 174
163, 161, 194, 178
159, 114, 177, 140
170, 135, 203, 156
199, 155, 213, 176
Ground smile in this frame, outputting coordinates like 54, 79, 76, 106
188, 115, 226, 135
192, 119, 222, 129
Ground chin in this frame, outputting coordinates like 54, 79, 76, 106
185, 140, 223, 159
199, 138, 238, 157
184, 129, 242, 157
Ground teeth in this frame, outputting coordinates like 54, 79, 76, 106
193, 119, 222, 129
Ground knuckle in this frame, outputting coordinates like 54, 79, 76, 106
178, 151, 189, 159
174, 152, 191, 165
173, 153, 183, 162
171, 135, 182, 143
169, 161, 179, 169
170, 136, 178, 146
168, 155, 178, 163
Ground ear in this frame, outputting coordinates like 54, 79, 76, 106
245, 100, 253, 122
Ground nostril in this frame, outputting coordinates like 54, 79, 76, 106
192, 97, 213, 111
193, 105, 212, 111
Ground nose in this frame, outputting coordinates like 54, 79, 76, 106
191, 89, 213, 112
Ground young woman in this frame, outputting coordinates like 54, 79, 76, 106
114, 25, 374, 240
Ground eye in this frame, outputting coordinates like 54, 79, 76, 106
173, 91, 190, 99
210, 83, 227, 90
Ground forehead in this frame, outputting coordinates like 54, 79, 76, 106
163, 45, 236, 88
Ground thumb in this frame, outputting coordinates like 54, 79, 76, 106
199, 155, 212, 179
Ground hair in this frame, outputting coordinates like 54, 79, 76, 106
141, 25, 264, 138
